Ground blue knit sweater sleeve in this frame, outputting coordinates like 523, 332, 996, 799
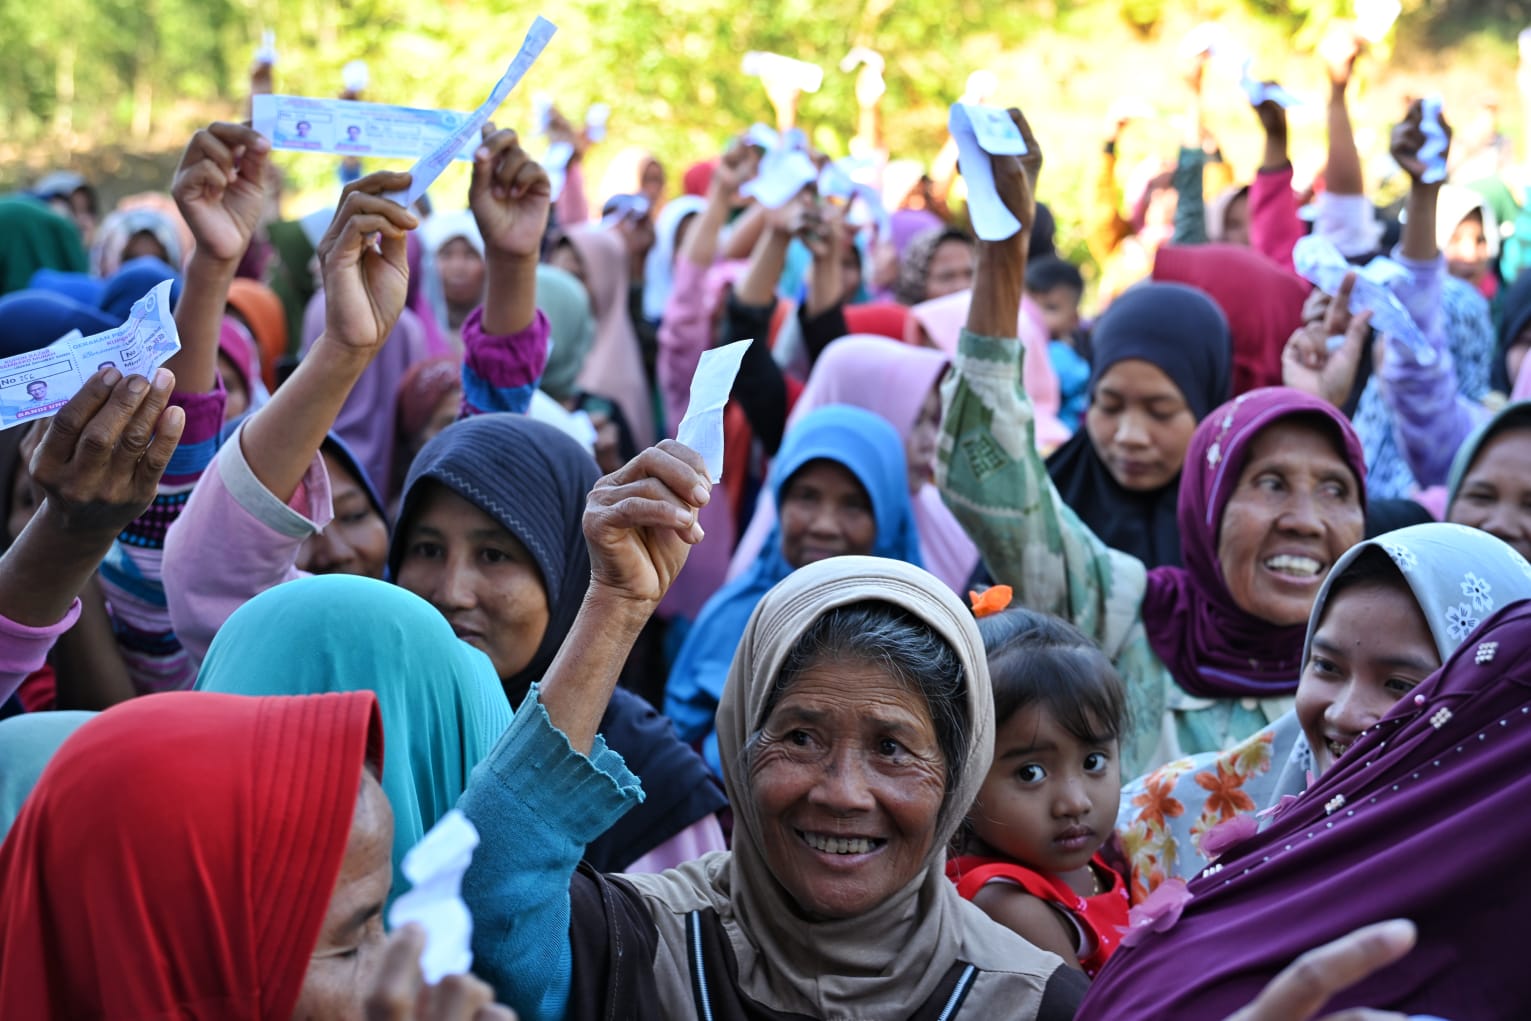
458, 686, 643, 1021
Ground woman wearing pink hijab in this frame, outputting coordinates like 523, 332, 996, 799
726, 334, 980, 593
549, 225, 656, 448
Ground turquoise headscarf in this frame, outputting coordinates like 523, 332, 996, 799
0, 711, 95, 841
665, 404, 922, 775
194, 575, 511, 903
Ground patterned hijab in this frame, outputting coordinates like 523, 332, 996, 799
1082, 535, 1531, 1018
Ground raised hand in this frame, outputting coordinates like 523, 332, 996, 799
991, 107, 1041, 231
470, 125, 552, 261
363, 926, 515, 1021
30, 367, 184, 543
1319, 24, 1364, 89
582, 441, 710, 608
317, 172, 419, 355
1391, 98, 1451, 184
172, 122, 273, 264
709, 139, 761, 210
1282, 273, 1372, 407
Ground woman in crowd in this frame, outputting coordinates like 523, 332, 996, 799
666, 404, 922, 774
1044, 281, 1232, 569
726, 334, 979, 593
1444, 400, 1531, 560
937, 109, 1369, 775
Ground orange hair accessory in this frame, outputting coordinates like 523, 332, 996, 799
968, 585, 1014, 619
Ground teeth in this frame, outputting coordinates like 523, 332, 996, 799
801, 832, 877, 855
1265, 555, 1322, 577
1327, 740, 1350, 761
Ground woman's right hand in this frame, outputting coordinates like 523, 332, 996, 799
317, 172, 419, 357
583, 441, 710, 608
364, 926, 515, 1021
171, 122, 273, 265
1281, 272, 1372, 408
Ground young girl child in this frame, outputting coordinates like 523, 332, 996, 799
948, 596, 1131, 976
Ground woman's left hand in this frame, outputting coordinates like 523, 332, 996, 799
583, 441, 710, 607
469, 125, 551, 262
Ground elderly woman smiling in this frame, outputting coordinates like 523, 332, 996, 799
458, 442, 1086, 1020
937, 110, 1368, 774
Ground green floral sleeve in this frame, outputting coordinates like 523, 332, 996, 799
936, 328, 1171, 774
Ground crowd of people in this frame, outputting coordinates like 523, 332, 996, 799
0, 18, 1527, 1020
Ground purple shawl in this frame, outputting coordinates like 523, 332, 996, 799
1143, 388, 1367, 698
1079, 598, 1531, 1019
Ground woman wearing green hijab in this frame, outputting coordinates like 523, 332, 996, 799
194, 573, 511, 903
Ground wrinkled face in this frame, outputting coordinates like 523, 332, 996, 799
749, 656, 946, 920
904, 384, 942, 494
291, 772, 393, 1020
924, 239, 975, 301
1220, 193, 1251, 247
1085, 359, 1197, 493
1297, 580, 1439, 776
436, 237, 485, 307
217, 351, 249, 422
1448, 427, 1531, 560
778, 460, 877, 570
395, 484, 551, 685
1216, 420, 1365, 626
968, 704, 1119, 876
1030, 284, 1080, 342
1445, 212, 1489, 282
297, 453, 389, 580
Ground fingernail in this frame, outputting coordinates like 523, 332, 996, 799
100, 366, 121, 386
673, 506, 694, 527
692, 483, 711, 505
151, 367, 173, 392
126, 374, 150, 395
475, 146, 490, 161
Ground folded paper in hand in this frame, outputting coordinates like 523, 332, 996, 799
742, 51, 823, 94
386, 809, 480, 984
741, 147, 818, 209
1355, 0, 1403, 44
383, 16, 558, 207
0, 280, 179, 431
1293, 236, 1435, 364
948, 103, 1028, 243
676, 339, 752, 482
1417, 96, 1448, 185
1239, 61, 1301, 109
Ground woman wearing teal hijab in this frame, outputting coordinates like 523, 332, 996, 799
194, 574, 510, 903
0, 711, 95, 841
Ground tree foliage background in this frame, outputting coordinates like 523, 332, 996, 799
2, 0, 1525, 263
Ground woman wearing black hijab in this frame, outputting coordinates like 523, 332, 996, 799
1045, 282, 1232, 568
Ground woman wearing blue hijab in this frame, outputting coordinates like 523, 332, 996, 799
194, 573, 511, 905
665, 404, 923, 775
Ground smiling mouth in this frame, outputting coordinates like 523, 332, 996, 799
1264, 554, 1325, 579
798, 830, 886, 856
1325, 738, 1351, 763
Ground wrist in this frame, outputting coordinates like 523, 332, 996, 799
582, 583, 661, 630
486, 249, 539, 274
187, 249, 241, 280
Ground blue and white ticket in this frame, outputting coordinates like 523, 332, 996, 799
253, 94, 482, 163
384, 16, 558, 206
0, 280, 180, 430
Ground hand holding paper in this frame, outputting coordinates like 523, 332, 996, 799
469, 127, 552, 261
675, 339, 751, 482
949, 103, 1034, 242
1293, 235, 1435, 364
386, 810, 480, 984
172, 123, 272, 264
316, 174, 419, 356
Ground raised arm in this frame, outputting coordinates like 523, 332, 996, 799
0, 369, 183, 703
1247, 98, 1303, 269
1172, 52, 1212, 246
1379, 100, 1486, 488
936, 108, 1167, 773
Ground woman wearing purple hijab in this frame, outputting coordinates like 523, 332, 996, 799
936, 107, 1370, 776
1080, 551, 1531, 1018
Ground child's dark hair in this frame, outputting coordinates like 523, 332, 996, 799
976, 605, 1127, 746
1024, 255, 1084, 298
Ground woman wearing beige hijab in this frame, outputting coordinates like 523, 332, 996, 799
458, 440, 1083, 1020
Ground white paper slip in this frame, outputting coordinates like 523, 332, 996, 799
0, 280, 180, 431
1293, 236, 1435, 364
543, 140, 575, 201
1355, 0, 1402, 43
253, 95, 481, 162
386, 810, 480, 984
676, 339, 752, 482
1240, 62, 1302, 108
1418, 96, 1448, 185
948, 103, 1024, 242
254, 30, 277, 66
384, 16, 558, 207
741, 148, 818, 209
818, 159, 890, 240
742, 51, 823, 94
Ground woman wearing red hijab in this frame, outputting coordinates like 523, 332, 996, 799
0, 689, 510, 1019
